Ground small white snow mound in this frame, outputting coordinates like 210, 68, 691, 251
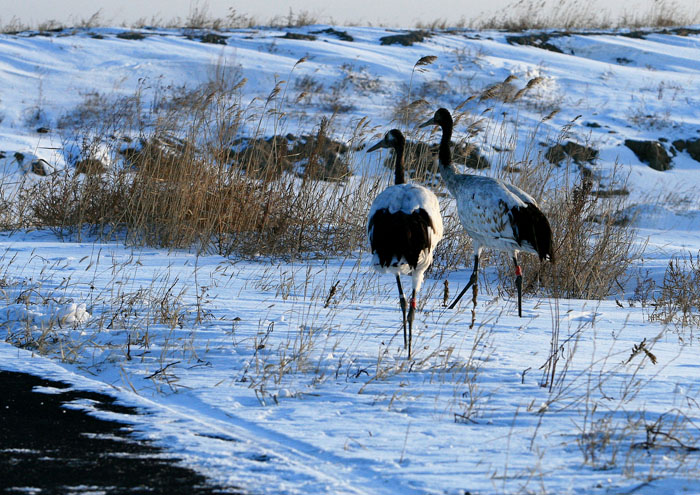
63, 141, 116, 170
56, 302, 90, 326
0, 301, 90, 327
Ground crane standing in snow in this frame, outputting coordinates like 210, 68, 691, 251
420, 108, 553, 317
367, 129, 443, 358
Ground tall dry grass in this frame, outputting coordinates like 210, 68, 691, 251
495, 126, 640, 300
5, 0, 699, 33
470, 0, 700, 31
28, 61, 376, 258
648, 253, 700, 339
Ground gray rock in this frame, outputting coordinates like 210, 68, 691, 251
624, 139, 671, 171
672, 138, 700, 163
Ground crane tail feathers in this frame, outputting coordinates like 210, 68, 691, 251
510, 203, 554, 262
368, 208, 434, 269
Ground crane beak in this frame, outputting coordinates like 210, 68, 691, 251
367, 139, 387, 152
419, 117, 435, 128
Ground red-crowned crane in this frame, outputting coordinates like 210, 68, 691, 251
367, 129, 443, 357
420, 108, 553, 316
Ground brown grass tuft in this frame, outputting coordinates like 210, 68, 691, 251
29, 71, 373, 258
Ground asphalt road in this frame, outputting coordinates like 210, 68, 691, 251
0, 370, 242, 494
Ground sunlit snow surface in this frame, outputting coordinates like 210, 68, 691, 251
2, 25, 700, 494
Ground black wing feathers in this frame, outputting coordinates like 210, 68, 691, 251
509, 203, 554, 262
368, 208, 433, 269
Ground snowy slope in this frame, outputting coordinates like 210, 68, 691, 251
2, 25, 700, 495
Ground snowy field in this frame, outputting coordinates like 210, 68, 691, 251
2, 24, 700, 494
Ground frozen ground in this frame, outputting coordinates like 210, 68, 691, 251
2, 24, 700, 494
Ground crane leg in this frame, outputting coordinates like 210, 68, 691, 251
396, 275, 407, 349
448, 254, 479, 309
513, 255, 522, 317
407, 290, 416, 359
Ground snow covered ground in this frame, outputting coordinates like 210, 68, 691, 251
2, 24, 700, 494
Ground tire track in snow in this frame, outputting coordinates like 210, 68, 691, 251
130, 392, 432, 495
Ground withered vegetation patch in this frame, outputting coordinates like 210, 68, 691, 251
230, 125, 350, 181
506, 26, 700, 54
196, 32, 229, 45
545, 141, 599, 166
281, 32, 317, 41
116, 31, 147, 40
311, 28, 354, 42
506, 33, 565, 53
28, 75, 368, 258
380, 30, 433, 46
